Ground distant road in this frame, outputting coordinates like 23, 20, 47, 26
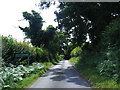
29, 60, 91, 89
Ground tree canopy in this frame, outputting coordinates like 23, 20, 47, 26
54, 2, 120, 47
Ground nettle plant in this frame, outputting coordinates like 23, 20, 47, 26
97, 58, 119, 82
0, 61, 44, 89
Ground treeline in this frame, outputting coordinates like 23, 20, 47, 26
18, 10, 67, 64
1, 10, 66, 66
2, 36, 61, 66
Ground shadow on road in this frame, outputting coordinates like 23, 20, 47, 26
29, 60, 91, 88
49, 66, 90, 87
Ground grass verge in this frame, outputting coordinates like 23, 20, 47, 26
69, 58, 120, 88
69, 57, 79, 64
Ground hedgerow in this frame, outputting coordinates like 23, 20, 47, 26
2, 36, 49, 65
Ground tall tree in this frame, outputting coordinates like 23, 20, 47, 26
19, 10, 67, 57
19, 10, 44, 47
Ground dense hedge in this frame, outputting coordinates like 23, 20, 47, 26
2, 36, 50, 66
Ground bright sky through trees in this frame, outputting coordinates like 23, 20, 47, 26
0, 0, 59, 42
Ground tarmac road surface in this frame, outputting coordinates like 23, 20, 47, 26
29, 60, 91, 89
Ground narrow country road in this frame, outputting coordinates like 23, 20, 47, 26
29, 60, 91, 89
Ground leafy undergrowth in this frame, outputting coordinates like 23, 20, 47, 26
1, 62, 54, 89
11, 67, 48, 88
11, 73, 41, 88
69, 59, 120, 88
13, 62, 54, 88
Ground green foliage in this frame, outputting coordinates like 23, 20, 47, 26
14, 62, 53, 88
76, 67, 120, 88
35, 47, 49, 62
0, 62, 44, 89
69, 57, 79, 64
19, 10, 67, 62
54, 2, 120, 46
19, 10, 44, 47
19, 10, 65, 53
97, 60, 119, 81
20, 11, 66, 60
64, 43, 75, 59
70, 46, 82, 57
40, 2, 120, 87
12, 73, 40, 88
69, 55, 120, 88
71, 17, 120, 86
103, 17, 120, 47
76, 46, 120, 83
58, 55, 64, 60
2, 36, 50, 65
69, 17, 120, 84
0, 57, 4, 69
41, 62, 53, 70
0, 57, 4, 89
96, 17, 120, 82
69, 46, 81, 65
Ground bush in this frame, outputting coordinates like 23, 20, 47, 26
58, 54, 64, 60
97, 60, 118, 78
98, 17, 120, 82
69, 57, 79, 64
70, 46, 82, 57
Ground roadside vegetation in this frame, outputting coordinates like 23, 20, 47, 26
0, 10, 65, 89
0, 36, 64, 89
1, 1, 120, 89
69, 17, 120, 88
43, 2, 120, 88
